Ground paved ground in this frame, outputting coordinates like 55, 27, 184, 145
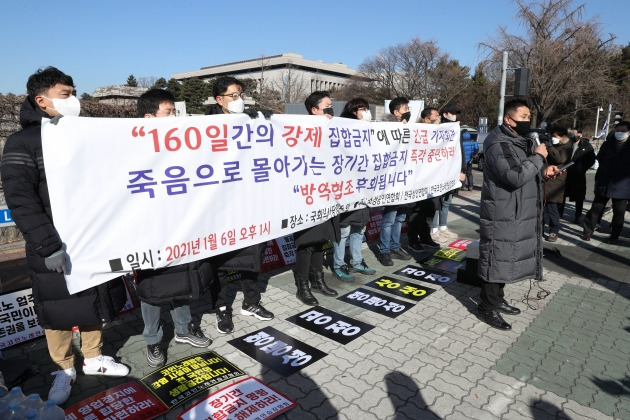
1, 170, 629, 419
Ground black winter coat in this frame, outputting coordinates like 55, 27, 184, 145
594, 133, 630, 199
205, 104, 266, 273
544, 141, 571, 203
564, 138, 595, 201
0, 97, 126, 329
135, 259, 213, 305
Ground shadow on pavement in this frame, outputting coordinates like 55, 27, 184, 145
385, 371, 440, 419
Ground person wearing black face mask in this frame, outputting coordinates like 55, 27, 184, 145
476, 99, 561, 331
291, 91, 341, 306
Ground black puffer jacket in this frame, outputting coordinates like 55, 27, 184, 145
0, 97, 126, 329
205, 104, 266, 272
135, 259, 214, 305
594, 132, 630, 199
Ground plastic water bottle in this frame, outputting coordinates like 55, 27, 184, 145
39, 400, 65, 420
7, 402, 25, 419
26, 408, 40, 419
5, 386, 26, 406
22, 394, 43, 414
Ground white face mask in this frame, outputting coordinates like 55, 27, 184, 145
361, 110, 372, 121
552, 137, 560, 144
614, 131, 629, 141
444, 114, 457, 122
43, 95, 81, 117
227, 97, 244, 114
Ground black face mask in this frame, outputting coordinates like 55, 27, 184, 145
322, 107, 334, 117
400, 111, 411, 122
511, 119, 531, 136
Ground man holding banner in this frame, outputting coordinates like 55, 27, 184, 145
135, 89, 214, 368
0, 67, 129, 405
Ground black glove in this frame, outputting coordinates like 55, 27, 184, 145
45, 249, 68, 274
260, 109, 274, 119
243, 109, 258, 119
49, 115, 64, 125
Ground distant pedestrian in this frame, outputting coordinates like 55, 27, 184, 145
561, 128, 595, 223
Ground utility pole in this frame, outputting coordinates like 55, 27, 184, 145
497, 51, 508, 126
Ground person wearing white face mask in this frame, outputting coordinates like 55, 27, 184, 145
582, 120, 630, 244
1, 66, 130, 405
543, 126, 572, 242
329, 98, 377, 282
205, 76, 274, 334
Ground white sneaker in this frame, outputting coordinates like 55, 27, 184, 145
431, 231, 446, 243
83, 355, 130, 377
48, 367, 76, 405
439, 228, 458, 240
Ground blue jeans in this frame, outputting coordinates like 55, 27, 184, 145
333, 225, 364, 268
543, 203, 561, 234
141, 301, 191, 345
379, 206, 407, 253
432, 193, 452, 228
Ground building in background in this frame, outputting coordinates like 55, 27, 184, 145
92, 86, 148, 106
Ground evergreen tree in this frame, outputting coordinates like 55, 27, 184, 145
151, 77, 168, 90
126, 74, 138, 87
180, 77, 210, 114
166, 78, 182, 101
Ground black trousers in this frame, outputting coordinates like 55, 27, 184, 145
295, 243, 325, 281
584, 195, 628, 239
479, 282, 506, 311
212, 269, 260, 309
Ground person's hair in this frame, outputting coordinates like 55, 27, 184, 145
575, 128, 583, 134
340, 97, 369, 119
389, 97, 409, 114
137, 89, 175, 117
616, 120, 630, 130
213, 76, 244, 99
420, 107, 438, 120
26, 66, 75, 99
550, 125, 568, 137
503, 99, 529, 118
304, 91, 330, 114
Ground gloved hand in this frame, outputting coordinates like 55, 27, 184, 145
45, 249, 68, 274
49, 115, 63, 125
243, 108, 258, 119
260, 109, 274, 119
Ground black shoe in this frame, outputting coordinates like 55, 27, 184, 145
175, 323, 212, 347
607, 237, 619, 245
478, 309, 512, 330
296, 275, 319, 305
216, 307, 234, 334
408, 241, 424, 252
391, 248, 412, 260
497, 301, 521, 315
310, 271, 338, 296
378, 253, 394, 266
146, 344, 165, 368
420, 237, 440, 248
241, 302, 274, 320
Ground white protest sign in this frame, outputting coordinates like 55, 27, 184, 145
42, 114, 460, 293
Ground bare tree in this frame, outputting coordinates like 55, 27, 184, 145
479, 0, 617, 127
269, 62, 310, 104
137, 76, 158, 88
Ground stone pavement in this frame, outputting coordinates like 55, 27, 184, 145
1, 175, 629, 419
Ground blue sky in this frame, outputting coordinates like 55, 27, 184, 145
1, 0, 628, 96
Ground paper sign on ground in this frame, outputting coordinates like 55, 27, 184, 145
139, 351, 245, 409
64, 381, 167, 420
178, 376, 296, 420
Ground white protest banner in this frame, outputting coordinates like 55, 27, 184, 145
42, 114, 460, 294
0, 287, 44, 349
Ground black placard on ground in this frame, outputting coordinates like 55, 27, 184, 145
337, 287, 414, 318
139, 351, 245, 409
393, 265, 456, 286
228, 326, 327, 377
286, 306, 374, 345
364, 276, 437, 301
418, 255, 464, 274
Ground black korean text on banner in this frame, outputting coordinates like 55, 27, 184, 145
41, 115, 462, 295
393, 265, 456, 286
336, 287, 414, 318
139, 351, 245, 409
285, 306, 374, 345
228, 326, 327, 377
364, 276, 437, 301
